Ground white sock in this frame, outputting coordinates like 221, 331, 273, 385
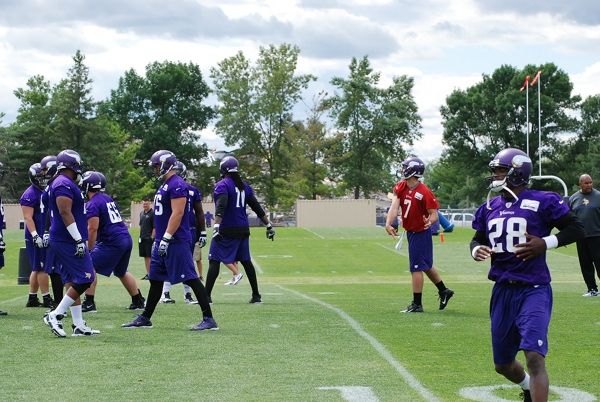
162, 282, 172, 294
183, 284, 192, 295
70, 305, 84, 327
53, 295, 75, 316
518, 372, 530, 390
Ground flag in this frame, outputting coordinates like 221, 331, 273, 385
530, 70, 541, 86
519, 75, 530, 92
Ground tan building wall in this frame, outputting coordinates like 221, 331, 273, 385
129, 201, 215, 228
3, 204, 25, 230
296, 199, 376, 228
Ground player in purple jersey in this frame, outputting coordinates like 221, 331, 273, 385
122, 150, 217, 330
39, 155, 65, 305
43, 150, 100, 337
205, 156, 275, 304
160, 161, 207, 304
19, 163, 54, 308
79, 171, 146, 313
470, 148, 584, 402
0, 163, 6, 316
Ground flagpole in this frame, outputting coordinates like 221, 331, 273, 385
537, 74, 542, 176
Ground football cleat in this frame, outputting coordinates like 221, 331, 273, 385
0, 310, 8, 316
438, 288, 455, 310
249, 295, 262, 304
184, 293, 198, 304
121, 315, 153, 329
583, 289, 599, 297
43, 312, 66, 337
72, 322, 101, 336
42, 296, 56, 309
127, 298, 146, 310
231, 272, 244, 285
81, 300, 97, 313
160, 292, 175, 303
26, 298, 42, 307
402, 302, 424, 313
190, 317, 219, 331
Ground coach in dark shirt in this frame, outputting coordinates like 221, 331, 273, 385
569, 174, 600, 297
139, 196, 154, 280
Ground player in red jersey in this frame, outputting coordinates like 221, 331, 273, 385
385, 156, 455, 312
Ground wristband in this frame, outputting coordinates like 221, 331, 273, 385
163, 232, 173, 240
471, 245, 482, 259
266, 223, 272, 229
214, 224, 220, 229
66, 222, 82, 242
31, 231, 39, 237
542, 235, 558, 250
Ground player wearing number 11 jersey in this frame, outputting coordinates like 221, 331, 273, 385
470, 148, 584, 402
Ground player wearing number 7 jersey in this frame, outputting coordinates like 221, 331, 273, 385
470, 148, 584, 402
80, 171, 145, 313
385, 156, 454, 313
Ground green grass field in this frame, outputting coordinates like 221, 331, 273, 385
0, 227, 598, 401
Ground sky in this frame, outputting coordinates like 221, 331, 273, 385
1, 0, 600, 162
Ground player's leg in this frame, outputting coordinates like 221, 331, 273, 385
425, 267, 454, 310
240, 260, 261, 303
587, 237, 600, 292
576, 240, 597, 295
82, 275, 98, 312
205, 260, 220, 298
523, 351, 548, 401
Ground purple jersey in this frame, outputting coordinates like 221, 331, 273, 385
153, 174, 191, 242
0, 193, 4, 236
473, 189, 569, 284
187, 183, 202, 229
85, 192, 130, 243
49, 174, 88, 242
213, 176, 254, 229
19, 185, 48, 240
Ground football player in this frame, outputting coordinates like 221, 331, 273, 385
43, 150, 99, 337
122, 150, 217, 330
0, 162, 6, 316
80, 171, 145, 312
385, 156, 455, 312
19, 163, 54, 308
470, 148, 584, 401
204, 156, 275, 304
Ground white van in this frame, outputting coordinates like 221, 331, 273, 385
449, 213, 475, 228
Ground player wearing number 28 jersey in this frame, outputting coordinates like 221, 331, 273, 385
470, 148, 584, 402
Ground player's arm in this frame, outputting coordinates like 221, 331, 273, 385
470, 230, 493, 261
515, 212, 585, 261
164, 196, 186, 238
21, 205, 38, 236
247, 194, 269, 225
385, 196, 400, 236
193, 200, 206, 233
87, 216, 99, 250
424, 208, 438, 229
213, 193, 228, 226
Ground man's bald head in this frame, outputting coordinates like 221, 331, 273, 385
579, 174, 593, 194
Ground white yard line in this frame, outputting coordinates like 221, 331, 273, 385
277, 285, 441, 402
376, 242, 409, 257
304, 228, 325, 239
0, 295, 26, 305
251, 257, 264, 274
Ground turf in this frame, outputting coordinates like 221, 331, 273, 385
0, 227, 598, 401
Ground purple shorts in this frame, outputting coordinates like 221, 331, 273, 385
407, 229, 433, 272
25, 239, 46, 272
208, 236, 251, 264
44, 246, 57, 275
490, 282, 553, 364
91, 235, 133, 278
50, 240, 95, 285
149, 240, 198, 284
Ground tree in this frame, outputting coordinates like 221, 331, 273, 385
102, 60, 214, 166
210, 43, 315, 209
326, 56, 421, 198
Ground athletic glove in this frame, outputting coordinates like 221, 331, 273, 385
32, 233, 44, 248
158, 236, 170, 256
74, 239, 86, 257
42, 232, 50, 247
212, 224, 221, 241
0, 238, 5, 254
266, 224, 275, 241
198, 231, 207, 248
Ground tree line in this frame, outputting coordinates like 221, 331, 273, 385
0, 45, 597, 213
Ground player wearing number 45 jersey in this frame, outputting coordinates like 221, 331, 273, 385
80, 171, 145, 313
470, 148, 584, 402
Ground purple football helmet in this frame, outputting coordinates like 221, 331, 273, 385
488, 148, 532, 189
28, 163, 44, 189
81, 171, 106, 194
401, 157, 425, 179
174, 160, 187, 179
219, 156, 239, 175
56, 150, 83, 175
149, 150, 177, 180
40, 155, 58, 178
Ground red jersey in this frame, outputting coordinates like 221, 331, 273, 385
392, 180, 439, 233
